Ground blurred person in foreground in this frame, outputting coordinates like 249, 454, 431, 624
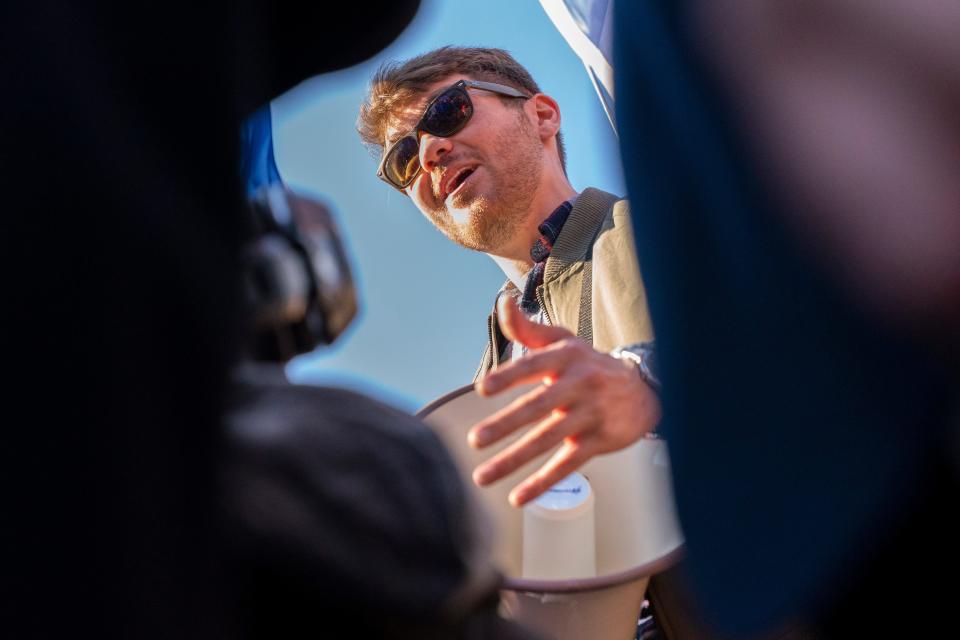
613, 1, 959, 637
1, 0, 421, 635
221, 185, 537, 638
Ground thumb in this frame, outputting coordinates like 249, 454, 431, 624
497, 294, 572, 349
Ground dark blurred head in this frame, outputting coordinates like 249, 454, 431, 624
243, 186, 358, 362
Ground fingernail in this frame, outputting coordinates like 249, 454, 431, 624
478, 378, 499, 395
508, 489, 528, 508
467, 429, 483, 448
473, 467, 491, 486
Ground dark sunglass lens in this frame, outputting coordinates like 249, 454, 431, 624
383, 136, 422, 188
422, 89, 472, 136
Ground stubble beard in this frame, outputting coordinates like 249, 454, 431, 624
430, 116, 543, 254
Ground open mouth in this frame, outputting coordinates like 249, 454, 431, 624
446, 166, 476, 198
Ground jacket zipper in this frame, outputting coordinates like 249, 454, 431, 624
535, 286, 552, 326
484, 287, 549, 376
487, 311, 500, 370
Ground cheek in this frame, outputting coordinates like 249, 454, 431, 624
410, 174, 435, 205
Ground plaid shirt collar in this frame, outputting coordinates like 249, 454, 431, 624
520, 197, 576, 314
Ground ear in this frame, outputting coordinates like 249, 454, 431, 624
530, 93, 561, 141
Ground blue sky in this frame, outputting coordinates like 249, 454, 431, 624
276, 0, 624, 411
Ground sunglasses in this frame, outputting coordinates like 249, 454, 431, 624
376, 79, 531, 192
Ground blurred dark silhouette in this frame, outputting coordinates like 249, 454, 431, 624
221, 187, 535, 638
2, 1, 420, 636
613, 1, 959, 637
223, 367, 525, 639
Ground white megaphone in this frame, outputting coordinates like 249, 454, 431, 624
418, 384, 684, 640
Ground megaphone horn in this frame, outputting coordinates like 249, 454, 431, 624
418, 384, 684, 640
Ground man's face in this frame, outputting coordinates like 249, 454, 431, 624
383, 75, 545, 255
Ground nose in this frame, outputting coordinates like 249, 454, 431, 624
418, 132, 453, 172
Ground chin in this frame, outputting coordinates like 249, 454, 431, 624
447, 187, 474, 209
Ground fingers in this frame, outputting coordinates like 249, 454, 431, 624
497, 294, 571, 348
469, 376, 578, 448
476, 339, 583, 396
508, 439, 598, 507
472, 405, 588, 487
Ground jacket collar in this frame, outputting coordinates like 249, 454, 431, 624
543, 187, 621, 283
491, 187, 621, 295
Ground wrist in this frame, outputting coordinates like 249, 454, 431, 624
609, 341, 660, 393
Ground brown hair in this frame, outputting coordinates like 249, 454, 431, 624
357, 46, 567, 171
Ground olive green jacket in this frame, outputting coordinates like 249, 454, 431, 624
475, 187, 654, 380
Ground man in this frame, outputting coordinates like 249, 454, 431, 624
357, 45, 715, 639
357, 46, 661, 509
